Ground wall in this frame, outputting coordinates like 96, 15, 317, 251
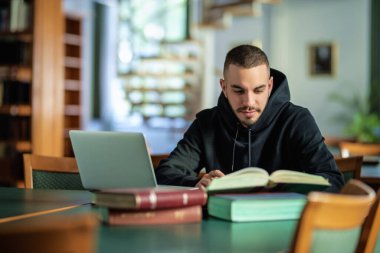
270, 0, 371, 137
210, 0, 371, 137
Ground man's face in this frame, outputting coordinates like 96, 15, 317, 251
220, 64, 273, 127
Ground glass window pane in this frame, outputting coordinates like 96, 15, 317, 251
161, 92, 186, 103
165, 105, 186, 117
117, 0, 192, 126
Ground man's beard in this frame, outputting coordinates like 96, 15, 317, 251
237, 106, 261, 127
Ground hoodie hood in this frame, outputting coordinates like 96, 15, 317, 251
217, 68, 290, 133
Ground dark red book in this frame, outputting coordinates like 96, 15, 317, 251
105, 205, 202, 226
93, 187, 207, 210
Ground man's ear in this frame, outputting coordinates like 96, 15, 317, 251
268, 76, 274, 97
220, 79, 227, 97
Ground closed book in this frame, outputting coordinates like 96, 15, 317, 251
16, 81, 30, 104
104, 205, 202, 226
93, 187, 207, 210
0, 40, 25, 64
208, 192, 307, 222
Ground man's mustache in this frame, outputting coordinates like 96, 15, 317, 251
237, 106, 261, 113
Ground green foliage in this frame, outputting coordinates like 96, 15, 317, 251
328, 92, 380, 143
345, 112, 380, 143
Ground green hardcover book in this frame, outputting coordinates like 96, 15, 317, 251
208, 192, 307, 222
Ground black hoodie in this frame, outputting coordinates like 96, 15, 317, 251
155, 69, 344, 192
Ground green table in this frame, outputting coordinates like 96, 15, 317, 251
0, 187, 92, 222
362, 162, 380, 179
0, 187, 297, 252
361, 163, 380, 191
97, 217, 296, 253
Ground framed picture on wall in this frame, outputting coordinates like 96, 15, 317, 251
309, 42, 336, 76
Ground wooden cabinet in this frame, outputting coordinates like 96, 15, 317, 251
63, 14, 82, 156
0, 0, 64, 185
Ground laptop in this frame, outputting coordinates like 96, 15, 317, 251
69, 130, 184, 190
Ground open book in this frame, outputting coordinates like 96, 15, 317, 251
206, 167, 331, 194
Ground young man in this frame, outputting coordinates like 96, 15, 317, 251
155, 45, 344, 192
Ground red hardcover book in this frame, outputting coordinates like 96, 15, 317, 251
93, 187, 207, 210
105, 205, 202, 226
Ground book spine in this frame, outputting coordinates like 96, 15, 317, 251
134, 189, 207, 210
107, 205, 202, 225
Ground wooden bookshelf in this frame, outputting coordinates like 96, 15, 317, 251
63, 14, 82, 156
199, 0, 281, 28
0, 0, 64, 185
123, 40, 203, 122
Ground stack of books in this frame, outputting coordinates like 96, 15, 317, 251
93, 187, 207, 225
205, 167, 331, 222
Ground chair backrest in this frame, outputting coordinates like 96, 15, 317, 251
324, 136, 355, 156
0, 213, 99, 253
324, 136, 355, 148
339, 141, 380, 157
291, 179, 376, 253
23, 154, 84, 190
334, 156, 363, 183
357, 188, 380, 253
150, 153, 169, 169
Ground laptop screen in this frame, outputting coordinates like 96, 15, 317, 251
69, 130, 158, 190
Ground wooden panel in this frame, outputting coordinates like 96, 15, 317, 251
32, 0, 64, 156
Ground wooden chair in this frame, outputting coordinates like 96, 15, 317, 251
150, 153, 169, 169
357, 188, 380, 253
23, 154, 84, 190
334, 156, 363, 183
324, 136, 355, 148
339, 141, 380, 157
324, 136, 355, 156
0, 213, 99, 253
290, 179, 376, 253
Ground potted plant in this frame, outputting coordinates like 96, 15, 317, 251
328, 92, 380, 144
345, 111, 380, 143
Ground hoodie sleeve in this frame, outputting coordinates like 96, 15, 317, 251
288, 108, 344, 192
154, 119, 205, 186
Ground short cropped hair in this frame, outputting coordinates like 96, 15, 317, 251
223, 45, 270, 76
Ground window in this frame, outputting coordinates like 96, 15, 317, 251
116, 0, 201, 129
118, 0, 188, 73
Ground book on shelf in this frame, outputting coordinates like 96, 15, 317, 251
93, 187, 207, 210
0, 40, 27, 65
101, 205, 202, 226
207, 167, 331, 194
1, 80, 30, 105
208, 192, 307, 222
10, 0, 30, 32
0, 114, 30, 141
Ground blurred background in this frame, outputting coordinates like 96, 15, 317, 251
0, 0, 379, 186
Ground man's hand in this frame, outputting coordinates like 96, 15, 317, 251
196, 170, 225, 190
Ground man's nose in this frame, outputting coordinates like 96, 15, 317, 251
242, 91, 255, 106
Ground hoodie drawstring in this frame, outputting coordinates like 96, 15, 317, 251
248, 129, 252, 166
231, 127, 239, 172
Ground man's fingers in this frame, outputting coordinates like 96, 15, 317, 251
196, 170, 225, 189
196, 177, 212, 188
209, 170, 225, 178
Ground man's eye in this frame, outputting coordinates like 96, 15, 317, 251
255, 89, 265, 94
233, 89, 244, 94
